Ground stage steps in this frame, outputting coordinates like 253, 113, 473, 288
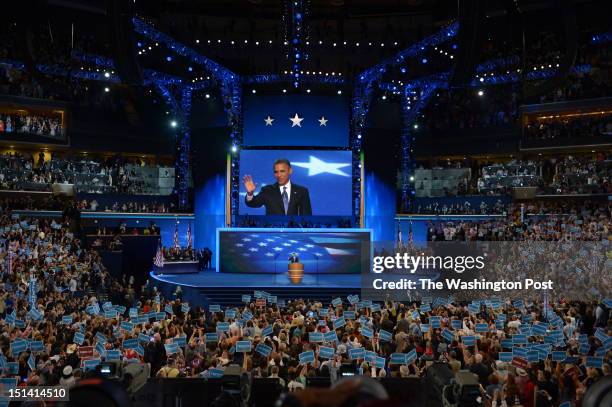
196, 287, 360, 307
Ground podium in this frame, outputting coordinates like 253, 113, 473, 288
288, 262, 304, 284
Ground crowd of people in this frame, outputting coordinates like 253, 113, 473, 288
0, 112, 64, 138
0, 151, 174, 195
77, 199, 176, 213
524, 114, 612, 142
161, 246, 213, 270
0, 185, 608, 407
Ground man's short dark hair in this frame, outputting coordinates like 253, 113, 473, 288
273, 159, 291, 168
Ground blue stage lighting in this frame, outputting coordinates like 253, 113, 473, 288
421, 58, 428, 64
166, 56, 173, 62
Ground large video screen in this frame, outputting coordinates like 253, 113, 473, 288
243, 95, 349, 147
239, 149, 353, 216
218, 228, 370, 273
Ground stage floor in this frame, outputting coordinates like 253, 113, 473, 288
150, 270, 360, 288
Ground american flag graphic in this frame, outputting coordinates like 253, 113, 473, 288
154, 239, 164, 268
173, 225, 180, 249
186, 224, 192, 249
219, 232, 366, 273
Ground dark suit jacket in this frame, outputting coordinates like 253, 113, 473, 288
245, 182, 312, 215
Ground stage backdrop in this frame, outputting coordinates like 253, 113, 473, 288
243, 95, 349, 147
217, 228, 370, 273
239, 149, 352, 216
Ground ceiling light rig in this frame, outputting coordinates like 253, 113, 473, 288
284, 0, 310, 89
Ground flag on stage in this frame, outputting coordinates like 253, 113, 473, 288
396, 222, 403, 250
154, 240, 165, 268
187, 224, 192, 249
408, 220, 414, 249
173, 224, 180, 249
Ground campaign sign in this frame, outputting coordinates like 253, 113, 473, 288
552, 351, 567, 362
324, 331, 338, 343
513, 334, 528, 345
262, 325, 273, 337
236, 341, 252, 353
513, 347, 528, 358
73, 332, 85, 345
30, 341, 45, 353
511, 357, 529, 370
375, 356, 386, 369
78, 346, 94, 358
462, 336, 476, 346
156, 312, 166, 321
365, 351, 377, 363
361, 327, 374, 339
181, 303, 190, 313
527, 351, 540, 363
586, 356, 603, 369
173, 336, 187, 347
62, 315, 73, 325
332, 298, 342, 307
138, 333, 151, 343
378, 329, 392, 342
451, 320, 462, 330
475, 324, 489, 333
217, 322, 231, 332
318, 346, 335, 359
420, 304, 431, 313
299, 350, 315, 364
343, 311, 356, 320
123, 339, 138, 350
209, 305, 221, 313
441, 329, 454, 343
205, 333, 219, 343
348, 347, 365, 360
333, 317, 346, 330
105, 349, 120, 361
421, 324, 430, 333
226, 309, 237, 319
255, 343, 272, 357
411, 310, 420, 320
242, 295, 251, 303
390, 353, 407, 364
499, 352, 513, 362
11, 340, 28, 355
95, 342, 106, 357
209, 368, 224, 378
370, 303, 381, 313
430, 316, 441, 329
255, 298, 267, 307
120, 321, 134, 332
83, 358, 101, 371
164, 343, 179, 355
406, 349, 418, 364
309, 332, 324, 342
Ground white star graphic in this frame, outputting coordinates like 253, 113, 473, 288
318, 116, 328, 126
292, 155, 351, 177
249, 248, 259, 252
289, 113, 304, 127
273, 247, 283, 252
265, 252, 275, 257
264, 116, 274, 126
257, 242, 268, 247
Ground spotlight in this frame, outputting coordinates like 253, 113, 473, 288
421, 58, 428, 64
188, 67, 193, 72
104, 72, 110, 78
337, 90, 342, 95
196, 40, 200, 44
306, 89, 311, 93
413, 124, 419, 129
400, 67, 407, 73
104, 87, 110, 92
409, 176, 415, 182
205, 94, 211, 99
381, 95, 386, 100
231, 145, 238, 153
477, 90, 484, 96
252, 89, 257, 94
282, 89, 287, 93
479, 77, 484, 82
170, 120, 178, 128
166, 56, 172, 62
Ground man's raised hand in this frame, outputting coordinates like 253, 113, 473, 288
242, 175, 257, 194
